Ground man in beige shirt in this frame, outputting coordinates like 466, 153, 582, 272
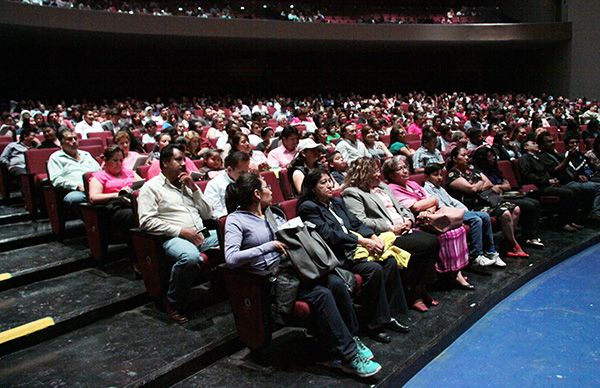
138, 144, 218, 323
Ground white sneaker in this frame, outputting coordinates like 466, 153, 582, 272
484, 251, 506, 267
473, 254, 495, 266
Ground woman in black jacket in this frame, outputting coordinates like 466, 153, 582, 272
298, 166, 410, 343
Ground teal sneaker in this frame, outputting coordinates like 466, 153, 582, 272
341, 354, 382, 378
353, 336, 374, 360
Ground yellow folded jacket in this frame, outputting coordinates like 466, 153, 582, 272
351, 231, 411, 269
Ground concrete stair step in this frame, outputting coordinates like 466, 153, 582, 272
0, 302, 239, 387
0, 239, 92, 292
0, 268, 147, 355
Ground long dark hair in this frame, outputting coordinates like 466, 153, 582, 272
299, 165, 330, 203
225, 172, 262, 213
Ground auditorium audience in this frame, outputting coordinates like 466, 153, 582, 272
471, 147, 544, 248
446, 145, 526, 259
383, 156, 472, 289
298, 167, 411, 342
225, 172, 382, 377
341, 157, 439, 312
137, 144, 218, 323
267, 126, 299, 168
335, 122, 370, 165
48, 128, 101, 212
204, 151, 250, 218
287, 138, 323, 197
422, 163, 500, 267
0, 128, 39, 175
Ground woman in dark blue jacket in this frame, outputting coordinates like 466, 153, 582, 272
298, 166, 410, 343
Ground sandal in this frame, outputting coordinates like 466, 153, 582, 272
562, 224, 578, 233
525, 238, 544, 248
412, 300, 429, 312
507, 245, 529, 258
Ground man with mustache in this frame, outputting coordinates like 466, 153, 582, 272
138, 144, 218, 323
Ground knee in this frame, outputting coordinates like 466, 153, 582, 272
502, 210, 512, 221
513, 206, 521, 216
470, 217, 483, 228
328, 274, 348, 294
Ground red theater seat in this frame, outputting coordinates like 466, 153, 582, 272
88, 131, 114, 146
219, 214, 361, 350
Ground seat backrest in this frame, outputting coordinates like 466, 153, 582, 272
81, 144, 104, 158
83, 171, 94, 196
497, 160, 519, 189
0, 136, 13, 144
137, 164, 151, 180
408, 140, 421, 150
79, 138, 104, 148
260, 170, 285, 204
278, 168, 293, 200
88, 131, 113, 146
279, 199, 298, 220
409, 173, 426, 186
144, 143, 155, 153
192, 159, 204, 169
197, 180, 209, 193
405, 133, 420, 142
218, 215, 227, 251
554, 141, 566, 154
25, 148, 58, 174
380, 134, 391, 146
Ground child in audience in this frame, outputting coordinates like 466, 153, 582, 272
422, 163, 500, 268
197, 149, 224, 180
327, 151, 348, 186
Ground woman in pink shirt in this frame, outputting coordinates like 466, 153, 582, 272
383, 156, 472, 290
88, 145, 143, 272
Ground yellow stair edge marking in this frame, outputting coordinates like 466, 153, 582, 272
0, 317, 55, 344
0, 273, 12, 281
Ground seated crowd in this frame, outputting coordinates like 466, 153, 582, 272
3, 91, 600, 378
17, 0, 503, 24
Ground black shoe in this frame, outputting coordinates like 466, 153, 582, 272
369, 331, 392, 343
164, 301, 189, 324
385, 318, 410, 333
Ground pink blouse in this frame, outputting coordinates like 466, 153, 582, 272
91, 169, 136, 194
388, 180, 429, 210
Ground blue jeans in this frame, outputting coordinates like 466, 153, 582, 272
565, 180, 600, 217
297, 274, 358, 362
63, 190, 87, 217
463, 210, 496, 257
162, 230, 219, 306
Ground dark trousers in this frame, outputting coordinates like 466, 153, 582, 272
535, 186, 576, 225
509, 196, 540, 239
297, 273, 358, 362
394, 230, 439, 291
345, 257, 407, 331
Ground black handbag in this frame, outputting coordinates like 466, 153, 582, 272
478, 188, 502, 207
265, 207, 340, 281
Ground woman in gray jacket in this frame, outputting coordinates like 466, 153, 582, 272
342, 157, 440, 313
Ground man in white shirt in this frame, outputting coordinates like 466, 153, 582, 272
74, 110, 103, 139
204, 151, 250, 218
137, 144, 219, 323
48, 128, 101, 210
335, 122, 370, 165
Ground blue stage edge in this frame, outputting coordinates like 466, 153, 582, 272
407, 243, 600, 387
